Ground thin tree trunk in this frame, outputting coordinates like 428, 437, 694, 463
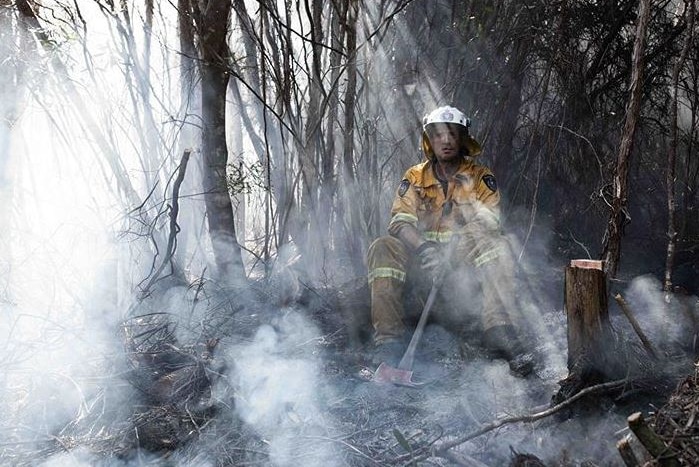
195, 1, 245, 282
231, 0, 287, 258
680, 54, 698, 235
259, 3, 272, 273
178, 0, 197, 145
681, 73, 698, 236
0, 3, 23, 302
106, 2, 160, 184
177, 0, 204, 269
321, 2, 344, 244
340, 0, 364, 276
492, 38, 528, 183
664, 1, 695, 293
601, 0, 651, 278
293, 0, 324, 273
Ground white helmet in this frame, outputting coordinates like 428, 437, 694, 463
422, 105, 470, 131
421, 105, 481, 158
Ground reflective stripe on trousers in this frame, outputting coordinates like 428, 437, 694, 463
367, 236, 409, 342
366, 232, 518, 343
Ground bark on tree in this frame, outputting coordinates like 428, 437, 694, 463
664, 2, 695, 293
680, 47, 699, 235
178, 0, 198, 144
601, 0, 651, 278
321, 3, 344, 241
340, 0, 365, 277
492, 37, 528, 183
298, 0, 323, 254
552, 259, 632, 404
564, 260, 612, 374
194, 1, 245, 281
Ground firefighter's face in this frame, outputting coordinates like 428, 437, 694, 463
427, 123, 460, 163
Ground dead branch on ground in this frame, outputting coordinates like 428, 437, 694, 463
615, 293, 658, 359
393, 379, 628, 464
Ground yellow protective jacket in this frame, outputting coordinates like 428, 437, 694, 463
388, 158, 501, 245
367, 157, 514, 341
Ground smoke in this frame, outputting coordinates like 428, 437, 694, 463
38, 447, 165, 467
616, 274, 698, 352
1, 2, 694, 467
0, 12, 135, 464
0, 247, 135, 463
225, 309, 340, 466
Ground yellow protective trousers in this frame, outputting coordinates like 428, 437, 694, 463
366, 232, 518, 344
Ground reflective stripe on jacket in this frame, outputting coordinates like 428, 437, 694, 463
388, 158, 501, 244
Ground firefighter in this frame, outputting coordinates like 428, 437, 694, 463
366, 105, 533, 377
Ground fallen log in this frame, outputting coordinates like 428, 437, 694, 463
627, 412, 679, 467
616, 435, 640, 467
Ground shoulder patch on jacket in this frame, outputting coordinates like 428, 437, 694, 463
482, 174, 497, 192
398, 179, 410, 197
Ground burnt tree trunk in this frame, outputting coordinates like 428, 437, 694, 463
553, 260, 625, 404
601, 0, 651, 278
340, 0, 365, 277
664, 3, 695, 293
565, 260, 613, 373
195, 1, 245, 282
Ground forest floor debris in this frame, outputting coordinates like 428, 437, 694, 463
1, 281, 697, 466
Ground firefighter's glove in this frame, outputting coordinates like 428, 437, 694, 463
416, 241, 444, 278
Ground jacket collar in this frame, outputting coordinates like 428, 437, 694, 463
419, 158, 474, 187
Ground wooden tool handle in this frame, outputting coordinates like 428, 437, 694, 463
397, 235, 460, 371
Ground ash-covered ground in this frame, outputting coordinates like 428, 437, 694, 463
2, 271, 696, 466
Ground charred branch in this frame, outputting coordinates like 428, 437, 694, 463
628, 411, 680, 467
615, 293, 658, 359
617, 435, 641, 467
140, 149, 191, 296
395, 379, 629, 465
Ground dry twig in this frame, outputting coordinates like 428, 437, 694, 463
141, 149, 191, 295
394, 378, 628, 464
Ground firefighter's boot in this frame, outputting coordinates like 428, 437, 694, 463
482, 324, 534, 377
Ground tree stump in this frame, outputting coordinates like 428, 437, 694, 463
565, 259, 612, 373
552, 259, 619, 404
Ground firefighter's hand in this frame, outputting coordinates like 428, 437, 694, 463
416, 241, 443, 277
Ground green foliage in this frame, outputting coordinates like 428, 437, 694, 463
226, 160, 267, 195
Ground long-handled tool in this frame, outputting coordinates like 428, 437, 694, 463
373, 236, 458, 387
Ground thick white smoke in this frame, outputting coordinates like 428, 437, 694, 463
226, 309, 340, 466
